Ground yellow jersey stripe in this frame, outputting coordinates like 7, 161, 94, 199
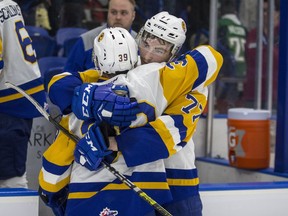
167, 177, 199, 186
47, 72, 71, 93
150, 118, 177, 156
0, 84, 44, 103
68, 191, 97, 199
68, 182, 170, 199
79, 69, 100, 83
39, 170, 71, 193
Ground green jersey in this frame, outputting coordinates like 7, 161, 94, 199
218, 14, 247, 78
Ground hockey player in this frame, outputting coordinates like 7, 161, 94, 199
40, 12, 223, 215
0, 0, 46, 188
39, 27, 140, 216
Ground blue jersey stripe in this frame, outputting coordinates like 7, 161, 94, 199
170, 114, 187, 141
42, 157, 71, 175
0, 78, 46, 118
190, 50, 208, 89
166, 168, 198, 179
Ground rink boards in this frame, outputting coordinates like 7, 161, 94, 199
0, 182, 288, 216
0, 188, 38, 216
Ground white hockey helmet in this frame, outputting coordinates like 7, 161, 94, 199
138, 11, 187, 60
93, 27, 138, 75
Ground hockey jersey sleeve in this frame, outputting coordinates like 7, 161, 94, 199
47, 69, 101, 114
63, 38, 94, 73
117, 45, 223, 167
39, 113, 96, 197
39, 117, 76, 194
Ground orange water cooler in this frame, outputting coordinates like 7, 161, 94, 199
227, 108, 271, 169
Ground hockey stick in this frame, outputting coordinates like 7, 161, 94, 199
5, 81, 172, 216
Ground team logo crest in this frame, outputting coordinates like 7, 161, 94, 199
99, 207, 118, 216
98, 32, 105, 42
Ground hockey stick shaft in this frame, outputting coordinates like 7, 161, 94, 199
5, 81, 172, 216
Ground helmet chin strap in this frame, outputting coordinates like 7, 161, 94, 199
115, 70, 129, 75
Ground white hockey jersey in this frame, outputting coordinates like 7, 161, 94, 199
39, 45, 223, 215
0, 0, 46, 118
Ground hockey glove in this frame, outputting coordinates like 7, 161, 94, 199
74, 124, 112, 171
72, 83, 140, 127
39, 186, 68, 216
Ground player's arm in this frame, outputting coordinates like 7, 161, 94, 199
39, 123, 77, 194
38, 127, 76, 215
117, 90, 207, 166
47, 69, 101, 114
